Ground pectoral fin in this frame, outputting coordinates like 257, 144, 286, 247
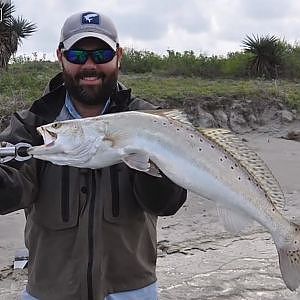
122, 152, 150, 172
147, 161, 162, 177
121, 148, 162, 177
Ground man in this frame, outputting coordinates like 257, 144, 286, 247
0, 11, 187, 300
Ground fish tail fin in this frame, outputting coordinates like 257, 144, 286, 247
276, 223, 300, 291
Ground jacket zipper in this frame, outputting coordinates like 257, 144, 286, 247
110, 165, 120, 217
87, 170, 96, 300
61, 166, 70, 222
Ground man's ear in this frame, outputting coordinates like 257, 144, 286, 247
56, 49, 63, 68
117, 47, 123, 69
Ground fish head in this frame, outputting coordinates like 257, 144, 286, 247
28, 119, 96, 164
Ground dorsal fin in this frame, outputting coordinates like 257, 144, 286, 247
199, 128, 285, 211
141, 109, 193, 127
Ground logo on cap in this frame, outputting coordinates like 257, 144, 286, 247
82, 12, 100, 24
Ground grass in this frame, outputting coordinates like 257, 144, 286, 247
120, 74, 300, 109
0, 61, 60, 104
1, 62, 300, 113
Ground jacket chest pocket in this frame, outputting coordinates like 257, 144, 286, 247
103, 165, 144, 224
33, 165, 80, 230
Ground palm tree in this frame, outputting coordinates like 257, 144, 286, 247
242, 34, 286, 79
0, 1, 36, 69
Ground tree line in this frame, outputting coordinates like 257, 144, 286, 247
121, 35, 300, 79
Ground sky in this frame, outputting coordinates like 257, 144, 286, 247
9, 0, 300, 60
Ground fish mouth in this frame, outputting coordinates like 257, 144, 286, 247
38, 127, 58, 147
27, 127, 58, 155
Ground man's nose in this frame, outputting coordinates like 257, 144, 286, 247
83, 55, 97, 67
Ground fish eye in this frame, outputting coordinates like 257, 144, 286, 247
52, 123, 61, 129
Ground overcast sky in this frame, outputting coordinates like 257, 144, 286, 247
11, 0, 300, 60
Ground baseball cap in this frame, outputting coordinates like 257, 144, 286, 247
59, 11, 119, 51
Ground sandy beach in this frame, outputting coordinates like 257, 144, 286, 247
0, 122, 300, 299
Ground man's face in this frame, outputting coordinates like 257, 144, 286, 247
57, 37, 123, 106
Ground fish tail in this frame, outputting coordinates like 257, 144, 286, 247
276, 223, 300, 291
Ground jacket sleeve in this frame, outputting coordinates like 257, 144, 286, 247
0, 162, 38, 214
0, 113, 40, 214
133, 171, 187, 216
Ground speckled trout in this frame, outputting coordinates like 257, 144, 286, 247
28, 110, 300, 291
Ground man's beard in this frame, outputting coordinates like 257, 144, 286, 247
63, 67, 118, 106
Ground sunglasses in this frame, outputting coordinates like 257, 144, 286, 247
63, 49, 116, 65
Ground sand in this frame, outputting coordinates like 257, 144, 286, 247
0, 122, 300, 299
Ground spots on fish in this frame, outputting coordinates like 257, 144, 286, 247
154, 118, 285, 212
198, 128, 285, 211
288, 249, 300, 264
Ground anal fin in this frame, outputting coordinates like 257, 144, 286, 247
217, 206, 253, 234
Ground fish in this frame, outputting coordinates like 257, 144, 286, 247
28, 109, 300, 291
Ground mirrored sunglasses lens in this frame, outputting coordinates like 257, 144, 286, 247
93, 50, 115, 63
65, 50, 88, 64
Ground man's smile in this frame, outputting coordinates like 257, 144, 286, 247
80, 76, 102, 85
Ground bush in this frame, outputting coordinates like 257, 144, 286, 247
220, 52, 251, 78
281, 44, 300, 79
121, 48, 162, 73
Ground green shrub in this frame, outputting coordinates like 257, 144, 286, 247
220, 52, 251, 78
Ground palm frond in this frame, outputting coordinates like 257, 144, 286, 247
242, 34, 285, 78
0, 1, 37, 69
0, 1, 15, 26
11, 16, 37, 39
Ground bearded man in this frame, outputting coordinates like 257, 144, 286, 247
0, 11, 187, 300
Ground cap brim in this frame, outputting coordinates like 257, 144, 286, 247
62, 32, 117, 51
